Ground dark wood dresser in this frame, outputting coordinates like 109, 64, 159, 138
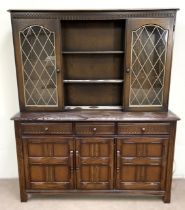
9, 9, 179, 202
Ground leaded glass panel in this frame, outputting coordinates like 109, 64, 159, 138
19, 25, 58, 106
129, 25, 168, 107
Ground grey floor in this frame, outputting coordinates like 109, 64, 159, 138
0, 179, 185, 210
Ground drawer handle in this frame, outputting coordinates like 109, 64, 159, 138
92, 127, 97, 132
141, 127, 146, 132
44, 127, 49, 131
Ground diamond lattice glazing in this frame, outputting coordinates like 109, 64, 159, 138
129, 25, 168, 106
19, 25, 58, 106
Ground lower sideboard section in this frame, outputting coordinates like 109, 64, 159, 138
14, 121, 177, 203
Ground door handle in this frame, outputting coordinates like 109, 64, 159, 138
76, 150, 79, 170
117, 150, 120, 170
70, 150, 74, 170
56, 68, 60, 73
126, 68, 130, 73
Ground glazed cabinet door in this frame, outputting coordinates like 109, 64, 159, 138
76, 138, 114, 190
124, 18, 174, 111
23, 137, 74, 190
11, 19, 63, 111
116, 137, 168, 190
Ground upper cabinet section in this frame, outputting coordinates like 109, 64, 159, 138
124, 18, 174, 111
11, 19, 63, 111
10, 9, 177, 112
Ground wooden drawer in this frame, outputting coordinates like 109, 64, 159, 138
118, 123, 170, 135
21, 123, 73, 135
76, 123, 115, 135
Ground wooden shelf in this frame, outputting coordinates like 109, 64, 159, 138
63, 79, 124, 83
62, 51, 124, 55
65, 106, 122, 110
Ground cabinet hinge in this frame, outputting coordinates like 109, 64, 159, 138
173, 24, 175, 31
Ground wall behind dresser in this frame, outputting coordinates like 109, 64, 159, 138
0, 0, 184, 178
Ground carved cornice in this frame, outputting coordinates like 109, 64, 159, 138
11, 10, 177, 20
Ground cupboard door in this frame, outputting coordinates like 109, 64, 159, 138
76, 138, 114, 190
116, 137, 168, 190
124, 19, 174, 111
23, 137, 74, 190
12, 19, 63, 111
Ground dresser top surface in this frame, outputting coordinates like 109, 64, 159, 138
8, 8, 179, 12
11, 110, 180, 122
9, 9, 179, 19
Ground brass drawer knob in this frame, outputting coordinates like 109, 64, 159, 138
44, 127, 49, 131
92, 127, 97, 132
141, 127, 146, 132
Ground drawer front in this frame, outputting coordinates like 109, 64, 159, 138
21, 123, 73, 135
76, 123, 115, 135
118, 123, 170, 135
